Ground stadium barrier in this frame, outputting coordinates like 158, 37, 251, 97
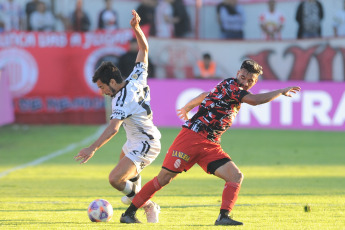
1, 31, 344, 126
0, 71, 14, 126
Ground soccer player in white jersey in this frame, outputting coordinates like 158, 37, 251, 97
74, 10, 161, 223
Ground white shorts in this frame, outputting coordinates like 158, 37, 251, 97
122, 139, 161, 174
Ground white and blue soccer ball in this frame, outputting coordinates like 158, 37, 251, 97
87, 199, 113, 222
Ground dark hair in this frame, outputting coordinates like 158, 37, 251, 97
203, 53, 211, 59
92, 61, 123, 84
240, 60, 263, 75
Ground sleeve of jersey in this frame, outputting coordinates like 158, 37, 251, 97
227, 84, 250, 103
127, 62, 148, 85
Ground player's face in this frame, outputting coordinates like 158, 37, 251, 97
236, 69, 259, 91
96, 79, 117, 97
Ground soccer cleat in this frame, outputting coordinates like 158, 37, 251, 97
215, 215, 243, 226
120, 213, 141, 224
121, 196, 132, 205
143, 201, 160, 223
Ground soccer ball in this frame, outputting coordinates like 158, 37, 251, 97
87, 199, 113, 222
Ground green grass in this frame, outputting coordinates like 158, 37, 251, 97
0, 125, 344, 229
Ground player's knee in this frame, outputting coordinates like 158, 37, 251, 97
157, 171, 175, 186
236, 171, 244, 184
108, 173, 124, 190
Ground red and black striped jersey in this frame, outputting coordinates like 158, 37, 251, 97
183, 78, 249, 143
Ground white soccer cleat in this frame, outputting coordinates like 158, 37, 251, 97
121, 195, 132, 205
143, 201, 160, 223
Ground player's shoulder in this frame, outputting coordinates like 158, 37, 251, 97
127, 62, 148, 82
133, 62, 148, 73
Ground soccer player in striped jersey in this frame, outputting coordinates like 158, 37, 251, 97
74, 10, 160, 223
120, 59, 301, 225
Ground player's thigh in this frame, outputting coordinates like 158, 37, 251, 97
109, 156, 138, 182
197, 143, 231, 174
119, 149, 125, 161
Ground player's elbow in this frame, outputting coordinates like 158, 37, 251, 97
243, 98, 260, 106
112, 128, 119, 134
246, 101, 259, 106
140, 44, 149, 53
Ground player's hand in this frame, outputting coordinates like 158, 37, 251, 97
177, 107, 189, 121
130, 10, 140, 28
74, 147, 95, 164
281, 86, 301, 97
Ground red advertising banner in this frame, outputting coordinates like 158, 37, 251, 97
0, 29, 138, 124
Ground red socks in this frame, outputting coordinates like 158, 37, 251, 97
132, 176, 162, 208
221, 181, 241, 211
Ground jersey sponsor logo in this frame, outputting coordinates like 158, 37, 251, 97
172, 150, 190, 162
112, 109, 126, 117
174, 159, 181, 169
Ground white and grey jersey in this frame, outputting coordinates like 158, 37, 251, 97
110, 62, 161, 141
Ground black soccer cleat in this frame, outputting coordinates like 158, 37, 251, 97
120, 213, 142, 224
215, 215, 243, 226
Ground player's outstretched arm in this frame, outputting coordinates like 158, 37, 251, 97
177, 92, 209, 120
242, 86, 301, 106
74, 119, 123, 164
130, 10, 148, 65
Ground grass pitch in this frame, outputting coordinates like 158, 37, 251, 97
0, 125, 344, 229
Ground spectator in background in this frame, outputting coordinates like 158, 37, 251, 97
0, 10, 4, 32
216, 0, 245, 40
0, 0, 24, 31
296, 0, 324, 39
25, 0, 41, 31
30, 1, 55, 31
259, 0, 285, 40
98, 0, 119, 31
155, 0, 178, 38
172, 0, 191, 38
118, 38, 155, 78
69, 0, 91, 32
136, 0, 157, 36
333, 0, 345, 37
194, 53, 222, 79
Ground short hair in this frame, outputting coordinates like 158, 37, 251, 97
92, 61, 123, 84
203, 53, 211, 59
240, 60, 263, 75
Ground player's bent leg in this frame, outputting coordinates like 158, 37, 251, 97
214, 161, 243, 183
108, 156, 138, 194
213, 161, 244, 226
120, 169, 179, 224
121, 174, 142, 205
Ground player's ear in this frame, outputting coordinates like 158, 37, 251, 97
109, 79, 116, 87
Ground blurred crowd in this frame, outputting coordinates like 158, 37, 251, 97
0, 0, 192, 38
1, 0, 345, 80
1, 0, 345, 39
